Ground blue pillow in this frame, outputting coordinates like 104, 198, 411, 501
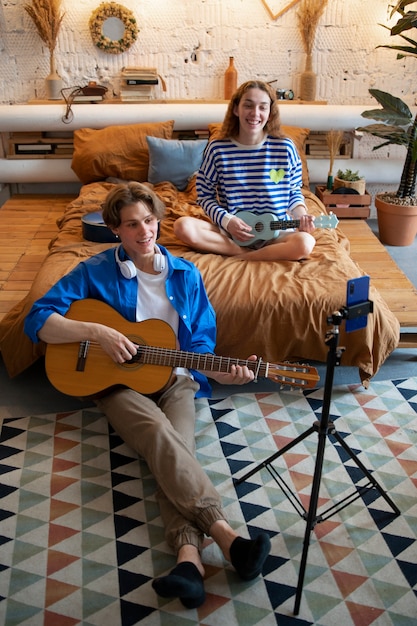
146, 136, 207, 191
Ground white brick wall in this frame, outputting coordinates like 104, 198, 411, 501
0, 0, 415, 107
0, 0, 415, 210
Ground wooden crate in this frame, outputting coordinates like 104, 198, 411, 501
315, 185, 371, 219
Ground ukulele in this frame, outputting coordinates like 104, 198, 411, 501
231, 211, 338, 247
45, 299, 320, 397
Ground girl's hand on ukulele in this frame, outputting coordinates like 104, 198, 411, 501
227, 215, 254, 243
298, 214, 315, 233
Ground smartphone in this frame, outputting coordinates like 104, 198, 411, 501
345, 276, 370, 332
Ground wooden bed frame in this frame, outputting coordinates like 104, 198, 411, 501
0, 194, 417, 349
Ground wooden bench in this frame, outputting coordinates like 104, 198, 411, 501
1, 195, 417, 348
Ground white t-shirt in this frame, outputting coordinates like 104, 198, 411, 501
135, 264, 190, 379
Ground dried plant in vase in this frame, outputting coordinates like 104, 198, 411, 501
297, 0, 328, 101
24, 0, 65, 99
325, 129, 344, 190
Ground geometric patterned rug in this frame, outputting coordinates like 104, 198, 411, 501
1, 378, 416, 625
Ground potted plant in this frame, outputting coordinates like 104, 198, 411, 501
334, 168, 366, 195
357, 0, 417, 246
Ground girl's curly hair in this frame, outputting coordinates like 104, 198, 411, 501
218, 80, 283, 140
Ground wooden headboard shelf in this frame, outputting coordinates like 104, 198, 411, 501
0, 102, 405, 184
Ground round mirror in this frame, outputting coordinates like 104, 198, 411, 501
102, 17, 125, 41
89, 3, 138, 54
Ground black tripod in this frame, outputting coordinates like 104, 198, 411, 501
236, 301, 400, 616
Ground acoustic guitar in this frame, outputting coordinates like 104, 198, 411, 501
231, 211, 338, 247
45, 299, 320, 397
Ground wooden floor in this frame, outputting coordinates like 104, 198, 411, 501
1, 194, 417, 347
0, 194, 76, 321
340, 220, 417, 347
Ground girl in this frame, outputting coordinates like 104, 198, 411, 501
174, 80, 316, 261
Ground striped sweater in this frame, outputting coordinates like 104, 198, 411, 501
196, 135, 305, 229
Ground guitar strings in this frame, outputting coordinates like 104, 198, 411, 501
72, 341, 318, 388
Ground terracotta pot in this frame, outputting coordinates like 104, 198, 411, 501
333, 176, 366, 195
375, 194, 417, 246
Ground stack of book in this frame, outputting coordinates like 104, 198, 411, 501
120, 67, 159, 101
72, 93, 104, 103
194, 129, 210, 139
8, 131, 75, 159
10, 132, 53, 156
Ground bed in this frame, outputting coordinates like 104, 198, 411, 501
0, 119, 400, 386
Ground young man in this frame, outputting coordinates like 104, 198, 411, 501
24, 182, 271, 609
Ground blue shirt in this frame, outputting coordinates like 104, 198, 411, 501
196, 135, 305, 229
24, 245, 217, 397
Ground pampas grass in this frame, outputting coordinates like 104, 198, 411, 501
24, 0, 64, 57
326, 129, 344, 178
297, 0, 328, 56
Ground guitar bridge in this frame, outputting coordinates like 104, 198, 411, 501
76, 340, 89, 371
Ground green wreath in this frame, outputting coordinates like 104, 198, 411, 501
89, 2, 138, 54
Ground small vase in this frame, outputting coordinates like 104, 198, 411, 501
299, 53, 316, 102
224, 57, 238, 100
46, 54, 63, 100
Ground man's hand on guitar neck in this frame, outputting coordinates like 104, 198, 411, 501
203, 354, 258, 385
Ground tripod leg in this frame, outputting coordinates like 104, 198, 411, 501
235, 425, 316, 485
331, 431, 401, 516
293, 428, 327, 615
293, 323, 341, 614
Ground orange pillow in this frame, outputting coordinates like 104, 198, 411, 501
71, 120, 174, 184
207, 122, 310, 188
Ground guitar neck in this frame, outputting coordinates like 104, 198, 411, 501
136, 345, 268, 376
134, 345, 318, 388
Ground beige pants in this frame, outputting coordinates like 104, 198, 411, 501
96, 375, 226, 553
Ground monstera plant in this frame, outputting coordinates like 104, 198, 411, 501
357, 1, 417, 245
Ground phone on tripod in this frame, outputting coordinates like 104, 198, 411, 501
345, 275, 370, 332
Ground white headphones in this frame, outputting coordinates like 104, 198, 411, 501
115, 244, 166, 278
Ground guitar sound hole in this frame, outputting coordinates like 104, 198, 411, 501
254, 222, 264, 233
121, 360, 142, 370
